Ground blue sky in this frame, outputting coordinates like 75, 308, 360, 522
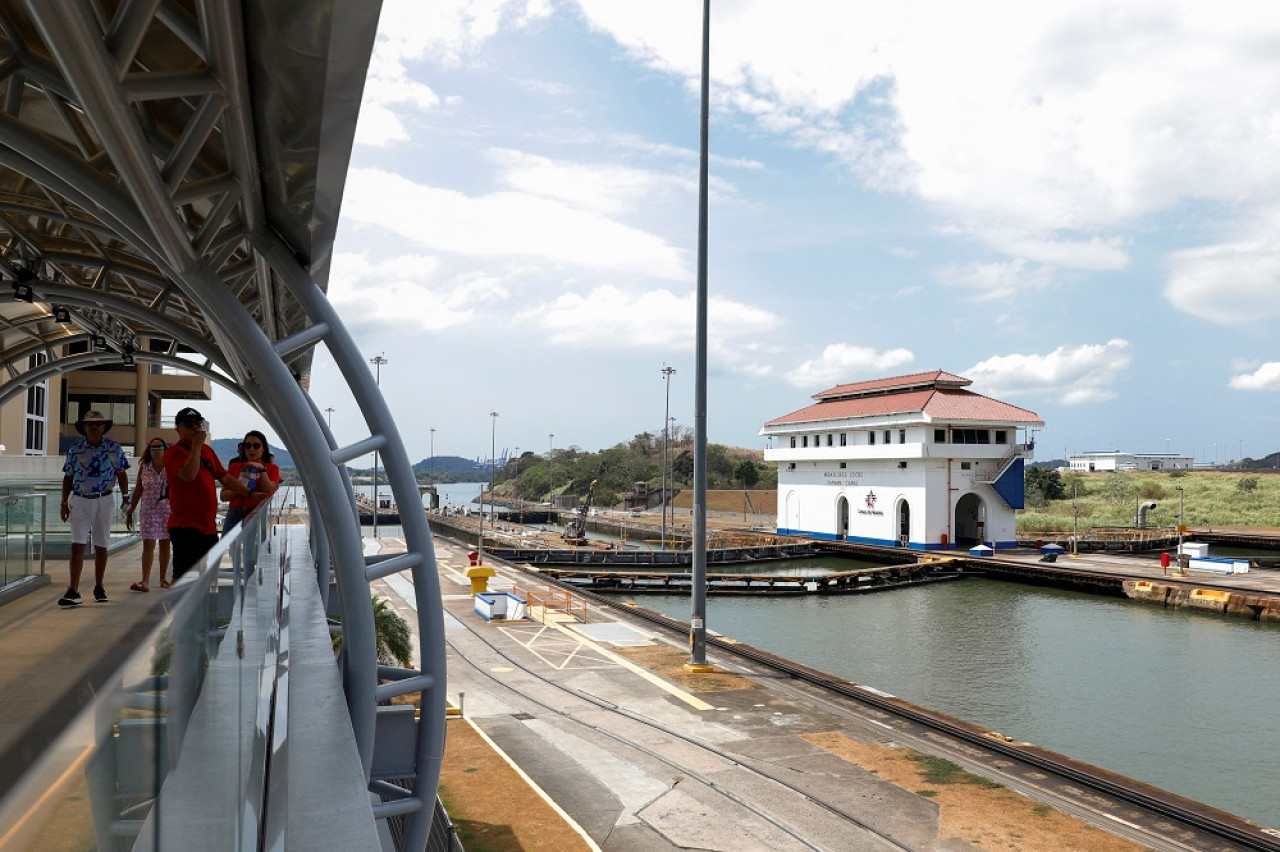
205, 0, 1280, 467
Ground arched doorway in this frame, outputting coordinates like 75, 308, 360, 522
955, 492, 987, 546
836, 496, 850, 540
784, 490, 800, 532
896, 499, 910, 547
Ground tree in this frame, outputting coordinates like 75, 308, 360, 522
1238, 476, 1259, 495
734, 459, 760, 489
1024, 466, 1066, 501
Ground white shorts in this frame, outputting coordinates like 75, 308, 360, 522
69, 493, 115, 548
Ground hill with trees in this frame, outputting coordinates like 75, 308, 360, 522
490, 427, 776, 507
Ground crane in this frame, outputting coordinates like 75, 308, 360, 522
562, 479, 597, 546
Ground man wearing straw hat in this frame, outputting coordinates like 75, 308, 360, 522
59, 410, 131, 607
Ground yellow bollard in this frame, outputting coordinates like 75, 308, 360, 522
465, 564, 496, 595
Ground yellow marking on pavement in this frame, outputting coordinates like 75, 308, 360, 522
544, 619, 714, 711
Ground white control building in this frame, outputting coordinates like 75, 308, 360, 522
761, 370, 1044, 550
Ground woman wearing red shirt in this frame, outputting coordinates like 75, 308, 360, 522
222, 430, 281, 533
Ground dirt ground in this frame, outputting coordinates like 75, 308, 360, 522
438, 717, 592, 852
802, 732, 1145, 852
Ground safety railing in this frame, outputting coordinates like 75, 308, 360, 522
517, 584, 589, 624
0, 491, 46, 590
0, 498, 284, 850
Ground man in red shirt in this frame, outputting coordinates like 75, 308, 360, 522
165, 407, 254, 580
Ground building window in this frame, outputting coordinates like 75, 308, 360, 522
934, 429, 946, 443
790, 436, 796, 449
802, 435, 808, 448
952, 429, 990, 444
898, 461, 907, 469
814, 434, 820, 447
839, 462, 846, 469
869, 431, 876, 445
787, 463, 796, 471
995, 430, 1008, 443
826, 434, 833, 447
884, 430, 891, 444
899, 429, 906, 444
839, 433, 846, 447
961, 462, 971, 470
24, 353, 47, 455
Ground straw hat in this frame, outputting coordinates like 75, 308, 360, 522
75, 410, 113, 435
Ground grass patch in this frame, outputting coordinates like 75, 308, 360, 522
1018, 470, 1280, 534
906, 753, 1004, 789
917, 789, 939, 797
1032, 805, 1053, 817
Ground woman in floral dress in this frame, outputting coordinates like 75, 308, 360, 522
125, 438, 171, 590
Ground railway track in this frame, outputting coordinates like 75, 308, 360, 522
503, 559, 1280, 851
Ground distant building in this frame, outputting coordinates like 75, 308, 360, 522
760, 370, 1044, 550
1067, 452, 1194, 472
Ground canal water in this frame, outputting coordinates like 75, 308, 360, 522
630, 578, 1280, 829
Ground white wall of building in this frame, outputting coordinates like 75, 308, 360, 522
773, 455, 1018, 549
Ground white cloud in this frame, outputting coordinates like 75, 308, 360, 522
1165, 238, 1280, 324
576, 2, 1280, 271
343, 168, 688, 279
1229, 363, 1280, 391
965, 340, 1132, 404
785, 344, 915, 388
327, 251, 505, 331
517, 284, 781, 370
937, 259, 1056, 300
487, 148, 684, 216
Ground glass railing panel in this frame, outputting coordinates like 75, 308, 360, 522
0, 492, 46, 589
0, 499, 283, 850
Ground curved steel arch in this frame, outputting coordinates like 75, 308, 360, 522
0, 351, 252, 411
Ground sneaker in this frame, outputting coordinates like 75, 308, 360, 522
58, 588, 83, 607
93, 585, 108, 603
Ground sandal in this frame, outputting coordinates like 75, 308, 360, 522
159, 579, 170, 589
130, 582, 149, 592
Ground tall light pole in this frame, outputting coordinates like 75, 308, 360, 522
325, 406, 334, 429
369, 353, 387, 539
429, 427, 436, 483
479, 412, 497, 563
548, 433, 555, 505
688, 0, 712, 672
661, 364, 676, 549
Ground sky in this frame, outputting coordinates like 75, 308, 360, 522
203, 0, 1280, 467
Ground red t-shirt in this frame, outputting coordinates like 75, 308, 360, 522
165, 442, 228, 535
227, 461, 281, 511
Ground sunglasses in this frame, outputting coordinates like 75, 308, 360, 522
245, 442, 263, 449
149, 445, 165, 451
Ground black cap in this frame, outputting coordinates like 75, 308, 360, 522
175, 407, 203, 425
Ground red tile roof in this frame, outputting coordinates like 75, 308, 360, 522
764, 387, 1043, 427
813, 369, 971, 400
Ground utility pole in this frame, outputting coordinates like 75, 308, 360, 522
325, 406, 334, 429
661, 364, 676, 550
369, 353, 387, 539
429, 427, 435, 483
548, 433, 555, 505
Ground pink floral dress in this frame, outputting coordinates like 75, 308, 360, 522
138, 463, 170, 540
